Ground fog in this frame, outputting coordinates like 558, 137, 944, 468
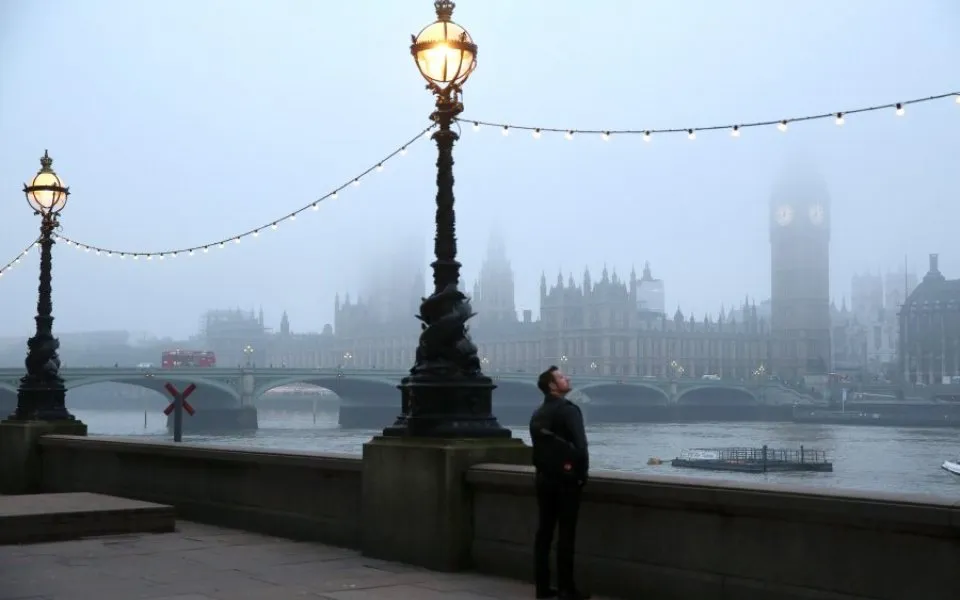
1, 0, 957, 341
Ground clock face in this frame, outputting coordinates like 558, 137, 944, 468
809, 203, 825, 225
775, 204, 794, 226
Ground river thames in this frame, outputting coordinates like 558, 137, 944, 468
71, 407, 960, 497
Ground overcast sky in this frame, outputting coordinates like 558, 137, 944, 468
1, 0, 957, 339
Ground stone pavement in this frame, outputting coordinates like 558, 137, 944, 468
0, 521, 612, 600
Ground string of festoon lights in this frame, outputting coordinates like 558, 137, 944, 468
460, 92, 960, 141
51, 124, 435, 260
0, 239, 41, 280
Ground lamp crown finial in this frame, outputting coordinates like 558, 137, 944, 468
39, 149, 53, 171
435, 0, 455, 21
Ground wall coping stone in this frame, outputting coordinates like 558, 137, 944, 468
39, 435, 361, 472
467, 463, 960, 537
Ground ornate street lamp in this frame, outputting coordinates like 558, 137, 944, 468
384, 1, 508, 438
243, 345, 254, 367
11, 151, 74, 421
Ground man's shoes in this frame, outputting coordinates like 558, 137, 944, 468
535, 587, 558, 599
558, 590, 591, 600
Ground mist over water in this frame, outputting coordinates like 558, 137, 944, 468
74, 408, 960, 497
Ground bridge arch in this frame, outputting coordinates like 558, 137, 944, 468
578, 382, 670, 405
68, 374, 241, 408
255, 375, 399, 404
676, 385, 758, 405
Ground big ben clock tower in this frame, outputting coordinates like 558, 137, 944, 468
769, 174, 832, 382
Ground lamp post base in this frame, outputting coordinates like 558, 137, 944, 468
382, 376, 512, 438
11, 385, 75, 422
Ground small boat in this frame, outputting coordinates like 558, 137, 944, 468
941, 459, 960, 476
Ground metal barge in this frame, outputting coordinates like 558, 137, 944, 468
670, 446, 833, 473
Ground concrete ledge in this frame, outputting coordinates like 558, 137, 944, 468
0, 492, 174, 545
467, 464, 960, 600
38, 435, 363, 548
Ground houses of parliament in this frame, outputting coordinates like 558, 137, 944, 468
203, 174, 949, 384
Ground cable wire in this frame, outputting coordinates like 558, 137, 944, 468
0, 239, 40, 279
460, 92, 960, 140
54, 124, 436, 259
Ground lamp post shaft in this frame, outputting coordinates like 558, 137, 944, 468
12, 214, 72, 421
430, 102, 461, 294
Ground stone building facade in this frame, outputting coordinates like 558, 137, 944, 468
319, 234, 771, 380
899, 254, 960, 384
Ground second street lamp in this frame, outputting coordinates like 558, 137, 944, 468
383, 0, 509, 438
11, 151, 75, 421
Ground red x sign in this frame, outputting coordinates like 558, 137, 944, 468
163, 382, 196, 416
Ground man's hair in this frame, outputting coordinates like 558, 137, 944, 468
537, 365, 559, 395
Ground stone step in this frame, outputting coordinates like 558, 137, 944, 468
0, 492, 175, 545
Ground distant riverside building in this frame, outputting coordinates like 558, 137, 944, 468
899, 254, 960, 384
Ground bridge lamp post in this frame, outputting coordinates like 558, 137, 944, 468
10, 151, 74, 421
383, 0, 508, 438
243, 345, 254, 367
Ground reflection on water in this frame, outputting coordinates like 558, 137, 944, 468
72, 408, 960, 497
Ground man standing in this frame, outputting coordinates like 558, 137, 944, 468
529, 366, 590, 600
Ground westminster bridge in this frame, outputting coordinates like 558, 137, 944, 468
0, 366, 818, 428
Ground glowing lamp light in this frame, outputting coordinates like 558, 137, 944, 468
23, 150, 69, 215
411, 1, 477, 93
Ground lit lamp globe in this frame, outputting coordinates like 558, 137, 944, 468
23, 150, 69, 215
411, 0, 477, 93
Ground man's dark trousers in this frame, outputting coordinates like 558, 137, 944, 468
534, 474, 583, 592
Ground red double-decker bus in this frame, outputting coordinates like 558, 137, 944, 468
161, 350, 216, 369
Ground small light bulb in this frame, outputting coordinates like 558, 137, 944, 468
271, 223, 278, 230
146, 255, 152, 261
106, 252, 112, 257
120, 254, 126, 260
95, 250, 101, 256
423, 129, 432, 139
472, 122, 480, 131
400, 146, 407, 155
218, 243, 225, 249
601, 131, 610, 141
777, 120, 788, 132
501, 125, 509, 136
289, 214, 297, 221
532, 128, 541, 139
643, 131, 651, 142
955, 96, 960, 105
331, 192, 339, 200
312, 203, 319, 211
687, 129, 696, 140
203, 247, 209, 253
376, 163, 383, 172
234, 237, 241, 244
158, 254, 165, 260
731, 125, 740, 138
352, 178, 360, 186
84, 246, 90, 252
253, 230, 259, 237
564, 131, 574, 141
189, 250, 194, 256
171, 252, 177, 258
835, 112, 844, 126
895, 103, 905, 116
